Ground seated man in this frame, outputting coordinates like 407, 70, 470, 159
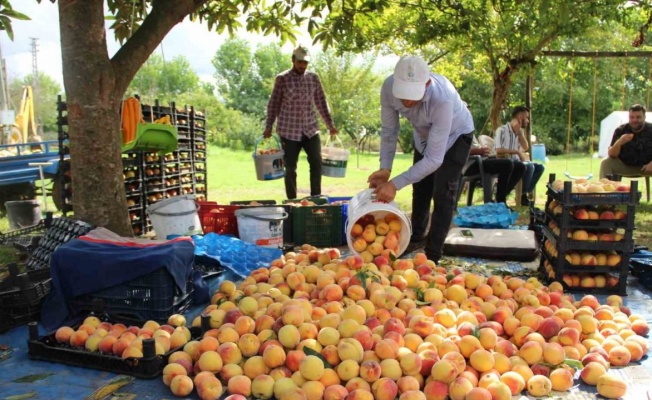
600, 104, 652, 179
494, 106, 545, 206
465, 135, 525, 204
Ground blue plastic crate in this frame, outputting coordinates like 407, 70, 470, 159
328, 196, 352, 245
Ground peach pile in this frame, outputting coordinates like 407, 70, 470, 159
156, 245, 646, 399
548, 201, 627, 221
53, 314, 189, 360
542, 240, 622, 268
548, 221, 625, 243
551, 178, 631, 193
542, 260, 619, 289
350, 213, 402, 262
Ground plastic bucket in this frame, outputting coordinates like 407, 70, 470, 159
4, 200, 41, 230
345, 189, 412, 257
235, 207, 288, 248
253, 136, 285, 181
321, 136, 350, 178
532, 144, 546, 162
146, 195, 202, 239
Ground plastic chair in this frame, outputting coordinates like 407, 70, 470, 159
457, 155, 497, 207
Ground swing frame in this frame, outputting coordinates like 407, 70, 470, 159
529, 50, 652, 180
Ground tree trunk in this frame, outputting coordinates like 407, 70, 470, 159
488, 73, 514, 135
59, 0, 131, 236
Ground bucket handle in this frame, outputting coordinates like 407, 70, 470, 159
148, 203, 200, 217
324, 134, 344, 149
238, 211, 288, 222
254, 135, 282, 153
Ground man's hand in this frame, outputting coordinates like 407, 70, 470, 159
374, 181, 397, 203
368, 169, 391, 188
618, 134, 634, 145
642, 161, 652, 173
470, 147, 490, 156
329, 126, 338, 136
263, 129, 272, 139
518, 151, 530, 161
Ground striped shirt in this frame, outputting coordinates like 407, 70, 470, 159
494, 122, 523, 161
265, 69, 335, 141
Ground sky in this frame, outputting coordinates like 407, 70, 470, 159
0, 1, 324, 90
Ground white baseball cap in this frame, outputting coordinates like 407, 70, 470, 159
293, 45, 311, 62
392, 56, 431, 101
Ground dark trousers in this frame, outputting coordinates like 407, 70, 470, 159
281, 134, 322, 200
465, 158, 526, 203
520, 161, 545, 193
411, 133, 473, 262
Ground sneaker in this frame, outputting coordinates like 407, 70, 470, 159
404, 240, 426, 254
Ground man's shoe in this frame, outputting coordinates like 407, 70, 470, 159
521, 194, 530, 206
404, 240, 425, 254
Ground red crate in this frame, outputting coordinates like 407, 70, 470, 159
197, 202, 240, 235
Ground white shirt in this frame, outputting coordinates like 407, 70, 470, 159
379, 73, 475, 190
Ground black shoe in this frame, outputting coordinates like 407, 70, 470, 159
521, 194, 530, 206
404, 240, 426, 254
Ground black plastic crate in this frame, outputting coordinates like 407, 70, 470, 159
67, 268, 194, 325
546, 174, 641, 206
0, 216, 50, 246
25, 217, 94, 272
541, 225, 634, 253
193, 254, 225, 279
28, 316, 209, 379
0, 278, 51, 308
0, 298, 43, 333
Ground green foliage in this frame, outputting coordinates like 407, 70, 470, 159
127, 54, 199, 104
213, 39, 288, 117
9, 72, 62, 136
0, 0, 29, 41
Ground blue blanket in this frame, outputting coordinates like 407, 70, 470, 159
41, 234, 195, 331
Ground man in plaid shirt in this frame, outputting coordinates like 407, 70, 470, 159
264, 45, 338, 200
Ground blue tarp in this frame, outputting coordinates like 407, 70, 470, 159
453, 203, 519, 229
41, 235, 196, 331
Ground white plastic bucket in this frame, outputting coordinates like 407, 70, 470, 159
345, 189, 412, 257
253, 136, 285, 181
235, 207, 288, 248
321, 136, 350, 178
146, 195, 202, 239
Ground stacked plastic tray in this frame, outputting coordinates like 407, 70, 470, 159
538, 173, 638, 296
190, 106, 207, 202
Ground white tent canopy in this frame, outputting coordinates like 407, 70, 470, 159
598, 111, 652, 157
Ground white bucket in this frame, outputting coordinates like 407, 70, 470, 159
321, 136, 350, 178
146, 195, 202, 239
253, 136, 285, 181
235, 207, 288, 248
346, 189, 412, 257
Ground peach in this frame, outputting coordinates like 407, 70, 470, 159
69, 330, 89, 347
486, 381, 511, 400
218, 342, 243, 365
359, 360, 382, 383
519, 341, 543, 365
597, 374, 627, 399
423, 380, 449, 400
239, 333, 261, 357
84, 334, 102, 352
449, 377, 474, 400
98, 335, 117, 354
399, 390, 426, 400
300, 355, 325, 381
538, 317, 562, 339
526, 375, 551, 397
55, 326, 75, 343
557, 327, 580, 346
542, 342, 565, 365
163, 362, 188, 386
465, 387, 492, 400
228, 375, 252, 397
263, 344, 287, 368
324, 385, 348, 400
251, 374, 275, 399
197, 350, 223, 373
499, 371, 525, 396
607, 345, 631, 366
549, 368, 574, 391
430, 359, 459, 384
371, 377, 399, 400
399, 352, 422, 376
397, 376, 420, 394
580, 361, 607, 385
170, 375, 194, 397
244, 355, 271, 379
196, 376, 223, 400
469, 349, 494, 373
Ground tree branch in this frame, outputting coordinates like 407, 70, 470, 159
111, 0, 207, 95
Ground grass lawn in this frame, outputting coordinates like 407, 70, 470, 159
2, 145, 651, 248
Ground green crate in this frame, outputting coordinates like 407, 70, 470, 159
292, 204, 342, 247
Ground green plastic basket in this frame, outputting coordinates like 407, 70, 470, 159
122, 123, 178, 155
291, 204, 342, 247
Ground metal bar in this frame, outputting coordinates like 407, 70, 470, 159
540, 50, 652, 57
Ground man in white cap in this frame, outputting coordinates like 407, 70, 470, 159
368, 55, 475, 263
264, 45, 338, 200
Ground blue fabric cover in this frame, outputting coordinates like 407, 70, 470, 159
41, 236, 195, 331
453, 203, 518, 229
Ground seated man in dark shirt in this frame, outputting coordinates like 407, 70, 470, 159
465, 135, 525, 204
600, 104, 652, 179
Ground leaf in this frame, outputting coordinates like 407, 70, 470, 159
471, 326, 481, 339
414, 300, 430, 306
12, 373, 55, 383
389, 252, 397, 262
0, 9, 30, 21
83, 375, 134, 400
3, 392, 37, 400
301, 347, 332, 369
563, 358, 584, 370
